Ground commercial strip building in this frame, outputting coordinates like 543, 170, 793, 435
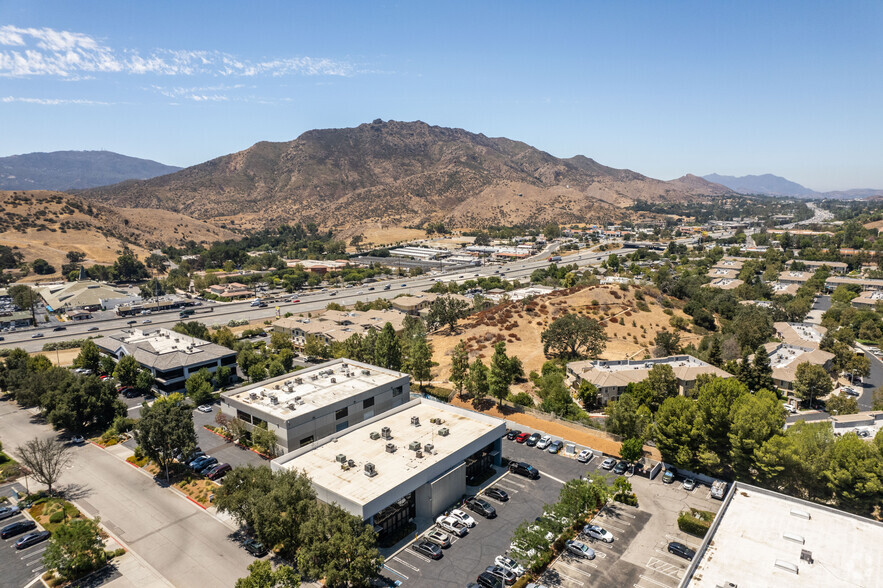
221, 359, 410, 455
271, 309, 407, 349
682, 482, 883, 588
94, 328, 237, 393
774, 322, 827, 349
38, 280, 135, 312
757, 342, 834, 391
566, 355, 731, 405
271, 398, 505, 540
0, 310, 34, 328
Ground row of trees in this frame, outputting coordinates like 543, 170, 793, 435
450, 341, 524, 405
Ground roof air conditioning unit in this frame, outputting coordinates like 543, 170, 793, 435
249, 392, 258, 399
362, 369, 370, 375
270, 395, 278, 405
411, 416, 420, 427
385, 443, 396, 453
424, 443, 434, 453
347, 459, 355, 468
408, 441, 421, 451
364, 462, 377, 477
335, 454, 346, 463
370, 431, 381, 440
415, 450, 423, 458
438, 427, 449, 436
287, 403, 296, 410
381, 426, 392, 439
330, 377, 336, 383
295, 377, 303, 384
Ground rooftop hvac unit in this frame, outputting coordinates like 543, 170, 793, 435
790, 508, 811, 520
415, 450, 423, 458
310, 374, 318, 380
347, 459, 355, 468
249, 392, 258, 399
385, 443, 396, 453
364, 462, 377, 477
411, 416, 420, 427
335, 454, 347, 463
370, 431, 381, 440
381, 426, 392, 439
287, 403, 296, 410
362, 369, 371, 375
330, 378, 336, 383
269, 395, 278, 405
408, 441, 421, 451
438, 427, 449, 436
295, 377, 303, 384
423, 443, 434, 454
800, 550, 814, 565
274, 384, 281, 390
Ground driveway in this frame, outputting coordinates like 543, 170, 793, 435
192, 404, 267, 470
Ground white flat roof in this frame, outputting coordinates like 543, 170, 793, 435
223, 359, 404, 421
589, 355, 710, 373
276, 401, 504, 507
689, 484, 883, 588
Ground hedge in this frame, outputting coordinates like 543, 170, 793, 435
677, 508, 715, 538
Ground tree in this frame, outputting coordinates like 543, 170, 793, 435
426, 296, 470, 333
467, 358, 489, 403
750, 345, 775, 392
845, 354, 871, 384
252, 423, 278, 457
728, 389, 785, 476
112, 248, 148, 282
113, 355, 140, 388
793, 362, 833, 408
653, 396, 700, 468
16, 437, 72, 494
236, 561, 300, 588
135, 395, 197, 482
605, 393, 651, 440
211, 327, 237, 349
707, 338, 722, 367
270, 331, 293, 351
753, 433, 802, 492
135, 369, 155, 396
654, 330, 681, 356
42, 518, 105, 581
729, 305, 774, 353
576, 380, 599, 411
99, 355, 116, 377
42, 376, 125, 434
541, 313, 607, 359
826, 393, 859, 415
450, 341, 469, 397
303, 335, 329, 360
374, 323, 402, 370
620, 437, 644, 462
173, 321, 211, 341
9, 284, 39, 325
535, 365, 578, 418
874, 385, 883, 411
696, 377, 748, 458
248, 363, 268, 383
185, 368, 215, 406
73, 340, 101, 373
822, 433, 883, 514
31, 258, 55, 275
488, 342, 513, 405
406, 337, 432, 389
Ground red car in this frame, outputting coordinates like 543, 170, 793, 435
289, 299, 300, 303
515, 432, 530, 443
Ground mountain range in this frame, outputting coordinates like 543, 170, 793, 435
77, 120, 733, 230
0, 150, 181, 191
703, 173, 883, 200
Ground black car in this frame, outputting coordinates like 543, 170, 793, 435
476, 571, 504, 588
52, 326, 67, 331
508, 461, 539, 479
88, 326, 100, 331
667, 541, 696, 561
465, 497, 497, 518
15, 530, 50, 549
243, 538, 268, 557
483, 487, 509, 502
506, 429, 521, 441
197, 458, 219, 475
411, 540, 443, 560
613, 460, 629, 475
525, 432, 541, 447
1, 519, 36, 539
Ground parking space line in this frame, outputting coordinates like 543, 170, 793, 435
646, 558, 684, 580
382, 564, 408, 581
537, 470, 566, 484
402, 549, 431, 563
554, 571, 586, 586
498, 479, 526, 489
21, 548, 45, 560
392, 556, 420, 572
652, 548, 690, 566
595, 521, 628, 534
558, 560, 596, 574
638, 574, 676, 588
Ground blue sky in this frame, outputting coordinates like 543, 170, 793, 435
1, 1, 881, 191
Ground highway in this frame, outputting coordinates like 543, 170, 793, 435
0, 246, 629, 353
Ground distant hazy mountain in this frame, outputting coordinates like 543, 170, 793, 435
703, 173, 819, 197
0, 150, 181, 191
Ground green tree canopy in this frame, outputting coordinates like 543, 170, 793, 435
653, 396, 700, 468
113, 355, 140, 388
541, 313, 607, 359
135, 394, 197, 482
42, 518, 106, 581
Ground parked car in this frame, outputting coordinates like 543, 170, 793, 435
189, 455, 213, 470
508, 461, 539, 479
515, 432, 530, 443
465, 497, 497, 518
0, 505, 20, 520
494, 555, 525, 577
667, 541, 696, 560
71, 435, 85, 444
525, 432, 541, 447
662, 467, 677, 484
206, 463, 231, 480
449, 509, 476, 528
484, 565, 517, 586
476, 571, 504, 588
243, 538, 267, 557
547, 440, 564, 454
577, 449, 594, 463
683, 478, 696, 491
506, 429, 521, 441
536, 435, 551, 449
197, 458, 219, 475
600, 457, 617, 470
613, 460, 629, 474
197, 404, 213, 413
15, 530, 50, 549
412, 540, 443, 560
423, 529, 451, 549
483, 487, 509, 502
1, 519, 36, 539
435, 516, 468, 537
582, 524, 614, 543
565, 539, 596, 559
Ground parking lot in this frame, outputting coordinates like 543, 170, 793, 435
384, 424, 724, 588
191, 404, 267, 470
0, 505, 47, 588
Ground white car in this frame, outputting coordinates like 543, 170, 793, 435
494, 555, 525, 576
197, 404, 213, 413
536, 435, 552, 450
682, 478, 696, 491
449, 509, 476, 528
577, 449, 595, 463
435, 516, 468, 537
565, 539, 596, 559
70, 435, 85, 444
583, 524, 614, 543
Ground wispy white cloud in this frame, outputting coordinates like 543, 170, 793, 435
1, 96, 111, 105
0, 25, 359, 78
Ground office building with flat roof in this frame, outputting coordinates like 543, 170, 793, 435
221, 358, 410, 454
774, 322, 827, 349
271, 398, 505, 541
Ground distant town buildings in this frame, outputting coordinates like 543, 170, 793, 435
272, 309, 406, 349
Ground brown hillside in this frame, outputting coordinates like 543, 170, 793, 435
0, 190, 238, 280
78, 120, 734, 230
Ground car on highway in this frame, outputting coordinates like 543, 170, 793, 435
449, 509, 477, 528
126, 320, 137, 325
0, 505, 20, 520
582, 524, 614, 543
400, 284, 406, 287
515, 432, 529, 443
506, 429, 521, 440
525, 432, 541, 447
565, 539, 595, 559
197, 404, 213, 413
243, 538, 268, 557
600, 457, 617, 470
423, 529, 452, 549
88, 326, 99, 331
329, 291, 337, 296
1, 519, 36, 539
484, 565, 517, 586
142, 319, 152, 324
52, 326, 67, 331
483, 487, 509, 502
494, 555, 524, 577
577, 448, 594, 463
464, 497, 496, 518
31, 333, 44, 338
14, 530, 50, 549
547, 440, 564, 454
535, 435, 551, 449
683, 478, 696, 491
435, 516, 468, 537
384, 285, 391, 290
412, 540, 443, 560
205, 463, 231, 480
667, 541, 696, 560
613, 460, 629, 474
508, 461, 539, 479
289, 299, 300, 303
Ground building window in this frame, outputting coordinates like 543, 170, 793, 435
299, 436, 314, 448
392, 386, 403, 397
236, 410, 252, 424
252, 417, 265, 428
335, 407, 348, 420
363, 397, 375, 409
335, 421, 348, 432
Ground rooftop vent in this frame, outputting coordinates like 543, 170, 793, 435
364, 462, 377, 477
362, 369, 371, 375
370, 431, 381, 440
408, 441, 421, 451
381, 426, 392, 439
430, 417, 444, 425
269, 395, 278, 405
800, 550, 814, 565
330, 377, 336, 384
790, 508, 811, 520
294, 377, 303, 384
774, 560, 799, 574
335, 453, 347, 463
347, 459, 355, 468
423, 443, 434, 454
415, 450, 423, 458
783, 532, 805, 544
249, 392, 258, 400
287, 403, 296, 410
438, 427, 449, 436
385, 443, 396, 453
411, 416, 420, 427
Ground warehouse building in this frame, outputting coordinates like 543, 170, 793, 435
221, 358, 410, 454
271, 398, 505, 541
